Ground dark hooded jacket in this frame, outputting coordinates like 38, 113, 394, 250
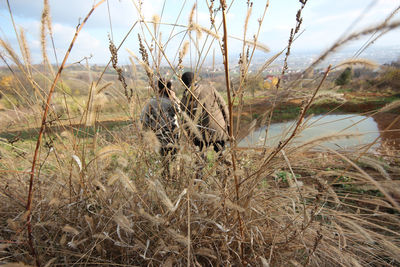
140, 95, 180, 150
181, 83, 229, 143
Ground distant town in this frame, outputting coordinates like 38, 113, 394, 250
207, 45, 400, 75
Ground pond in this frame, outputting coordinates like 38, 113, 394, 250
239, 114, 383, 151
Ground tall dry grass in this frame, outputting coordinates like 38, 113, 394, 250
1, 0, 400, 266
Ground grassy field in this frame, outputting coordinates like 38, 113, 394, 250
1, 1, 400, 266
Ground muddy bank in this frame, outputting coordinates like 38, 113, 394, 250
373, 113, 400, 149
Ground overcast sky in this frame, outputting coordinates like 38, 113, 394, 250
0, 0, 399, 66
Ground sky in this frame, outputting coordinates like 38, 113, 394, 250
0, 0, 399, 66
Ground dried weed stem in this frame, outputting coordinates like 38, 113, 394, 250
109, 38, 133, 101
26, 2, 105, 266
220, 0, 245, 264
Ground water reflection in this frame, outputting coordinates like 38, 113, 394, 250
239, 114, 381, 150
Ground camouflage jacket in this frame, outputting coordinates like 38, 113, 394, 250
181, 83, 229, 143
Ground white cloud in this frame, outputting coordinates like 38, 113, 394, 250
139, 0, 165, 20
50, 23, 107, 63
14, 20, 107, 64
196, 11, 211, 26
2, 0, 400, 65
0, 0, 162, 29
309, 11, 360, 25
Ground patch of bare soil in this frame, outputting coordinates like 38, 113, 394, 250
373, 113, 400, 150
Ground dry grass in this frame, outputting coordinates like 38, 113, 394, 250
1, 1, 400, 266
333, 58, 379, 70
1, 134, 399, 266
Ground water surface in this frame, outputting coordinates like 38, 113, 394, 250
239, 114, 381, 150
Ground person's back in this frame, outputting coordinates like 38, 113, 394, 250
140, 79, 180, 156
180, 72, 229, 152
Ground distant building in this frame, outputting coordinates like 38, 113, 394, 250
263, 75, 278, 89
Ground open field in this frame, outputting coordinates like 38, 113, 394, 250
1, 0, 400, 266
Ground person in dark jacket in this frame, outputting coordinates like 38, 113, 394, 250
180, 71, 229, 153
140, 78, 180, 160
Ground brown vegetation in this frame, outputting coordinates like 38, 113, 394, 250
1, 1, 400, 266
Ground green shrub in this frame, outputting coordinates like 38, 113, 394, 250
335, 67, 353, 86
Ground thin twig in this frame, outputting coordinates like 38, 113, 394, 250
220, 0, 245, 264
